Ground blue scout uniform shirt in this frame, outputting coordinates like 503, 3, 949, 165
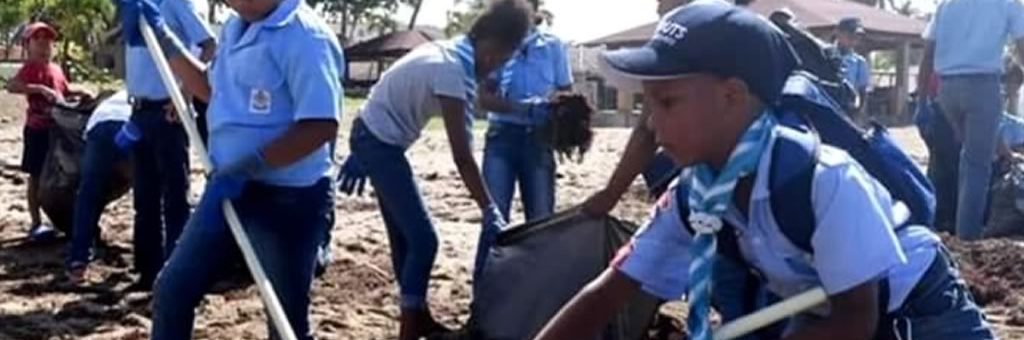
126, 0, 214, 99
206, 0, 344, 187
488, 30, 573, 126
614, 138, 941, 315
924, 0, 1024, 76
841, 49, 871, 94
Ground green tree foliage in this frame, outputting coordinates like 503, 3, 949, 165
444, 0, 547, 37
307, 0, 423, 43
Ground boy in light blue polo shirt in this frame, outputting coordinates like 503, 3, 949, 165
478, 0, 573, 223
122, 0, 215, 291
118, 0, 343, 337
835, 17, 871, 113
918, 0, 1024, 240
536, 3, 993, 340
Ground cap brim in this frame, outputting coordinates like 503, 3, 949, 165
599, 47, 697, 94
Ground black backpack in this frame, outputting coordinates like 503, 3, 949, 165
771, 18, 859, 112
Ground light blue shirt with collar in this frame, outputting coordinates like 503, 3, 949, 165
924, 0, 1024, 76
841, 49, 871, 94
615, 135, 940, 314
125, 0, 214, 99
488, 30, 573, 126
206, 0, 345, 187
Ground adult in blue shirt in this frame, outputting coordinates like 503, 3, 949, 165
122, 0, 215, 291
836, 17, 871, 114
918, 0, 1024, 240
118, 0, 344, 336
478, 0, 572, 222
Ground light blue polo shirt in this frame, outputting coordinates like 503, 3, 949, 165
615, 137, 940, 314
488, 30, 573, 126
125, 0, 214, 99
206, 0, 344, 187
841, 50, 871, 94
924, 0, 1024, 76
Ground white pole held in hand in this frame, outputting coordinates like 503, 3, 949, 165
138, 18, 298, 340
713, 287, 828, 340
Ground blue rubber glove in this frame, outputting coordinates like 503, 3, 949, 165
337, 154, 369, 196
114, 121, 141, 152
117, 0, 166, 47
197, 151, 267, 229
473, 204, 506, 286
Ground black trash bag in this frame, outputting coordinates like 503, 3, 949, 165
38, 95, 133, 234
470, 209, 661, 340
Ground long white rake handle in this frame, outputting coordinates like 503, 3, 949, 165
713, 287, 827, 340
139, 18, 299, 340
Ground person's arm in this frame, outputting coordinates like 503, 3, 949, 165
260, 119, 339, 167
917, 42, 935, 99
582, 109, 658, 215
783, 281, 880, 340
5, 78, 60, 102
477, 79, 527, 113
197, 38, 216, 63
439, 96, 494, 209
159, 33, 212, 102
534, 269, 643, 340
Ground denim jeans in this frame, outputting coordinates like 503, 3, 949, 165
881, 247, 995, 340
130, 103, 191, 281
350, 119, 437, 309
150, 178, 332, 340
938, 75, 1002, 240
482, 122, 556, 222
67, 121, 127, 266
919, 101, 961, 233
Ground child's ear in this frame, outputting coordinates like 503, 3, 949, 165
721, 78, 752, 110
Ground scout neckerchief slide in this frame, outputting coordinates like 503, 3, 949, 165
137, 19, 299, 340
685, 112, 776, 340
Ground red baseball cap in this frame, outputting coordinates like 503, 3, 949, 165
22, 22, 59, 42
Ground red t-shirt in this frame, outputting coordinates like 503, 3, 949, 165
14, 61, 68, 130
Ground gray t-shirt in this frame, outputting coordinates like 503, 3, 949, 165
359, 41, 469, 148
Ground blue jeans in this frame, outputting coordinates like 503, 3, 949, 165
130, 103, 191, 281
938, 75, 1002, 240
67, 121, 127, 266
882, 247, 995, 340
917, 100, 961, 233
482, 122, 556, 222
150, 178, 332, 340
350, 119, 437, 309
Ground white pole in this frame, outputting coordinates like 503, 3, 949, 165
138, 19, 299, 340
713, 287, 828, 340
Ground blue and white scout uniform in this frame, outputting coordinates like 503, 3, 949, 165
614, 142, 994, 338
124, 0, 215, 287
483, 29, 573, 222
148, 0, 344, 338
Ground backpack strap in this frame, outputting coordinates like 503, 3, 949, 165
768, 120, 821, 254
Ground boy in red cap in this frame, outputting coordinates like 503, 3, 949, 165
5, 22, 81, 241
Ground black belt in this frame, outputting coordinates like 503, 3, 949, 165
130, 97, 171, 111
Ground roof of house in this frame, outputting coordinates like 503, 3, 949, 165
345, 29, 444, 61
585, 0, 926, 48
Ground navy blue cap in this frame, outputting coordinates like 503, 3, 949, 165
599, 0, 799, 103
838, 17, 865, 34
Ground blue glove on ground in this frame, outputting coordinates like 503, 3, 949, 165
473, 204, 506, 286
198, 151, 267, 229
114, 121, 141, 152
337, 154, 369, 196
117, 0, 166, 47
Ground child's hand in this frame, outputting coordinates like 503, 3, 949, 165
36, 86, 61, 103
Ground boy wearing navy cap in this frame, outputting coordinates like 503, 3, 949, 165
535, 2, 993, 340
117, 0, 343, 337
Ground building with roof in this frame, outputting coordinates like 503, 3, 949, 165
582, 0, 927, 121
